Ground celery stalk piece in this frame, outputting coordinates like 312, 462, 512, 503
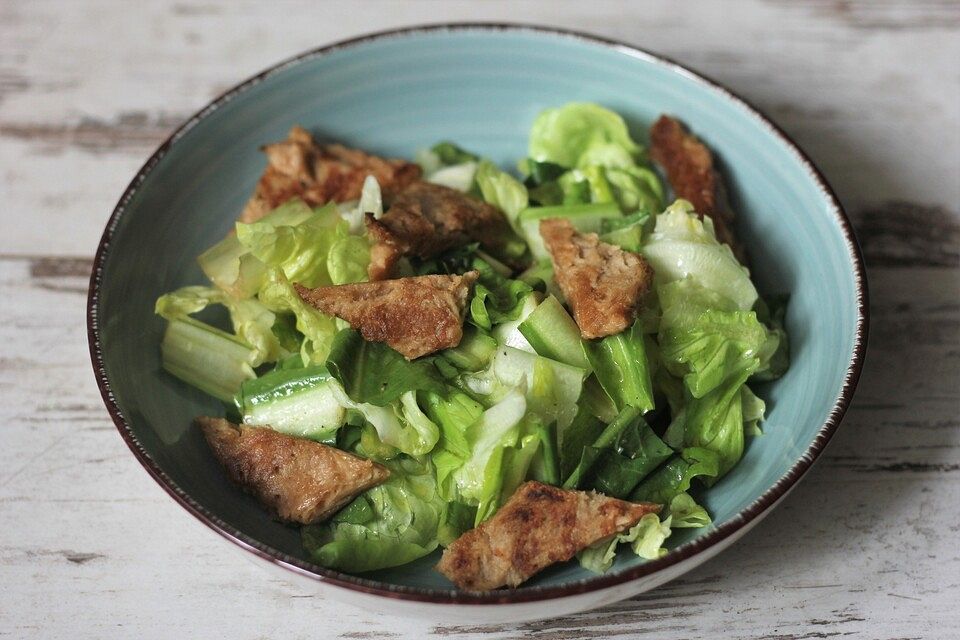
160, 317, 257, 402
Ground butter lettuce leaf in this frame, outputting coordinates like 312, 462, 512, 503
658, 278, 771, 398
642, 200, 758, 311
303, 457, 444, 572
529, 103, 640, 170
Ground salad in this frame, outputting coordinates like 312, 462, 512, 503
155, 103, 789, 590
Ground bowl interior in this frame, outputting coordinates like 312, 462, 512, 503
94, 28, 862, 591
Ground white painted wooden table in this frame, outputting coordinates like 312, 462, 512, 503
2, 1, 958, 638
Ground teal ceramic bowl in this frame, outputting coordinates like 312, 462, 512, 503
88, 25, 867, 620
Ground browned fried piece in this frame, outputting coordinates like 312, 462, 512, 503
648, 115, 743, 259
196, 417, 389, 524
294, 271, 479, 359
364, 181, 513, 280
540, 218, 653, 339
436, 481, 660, 590
238, 126, 421, 223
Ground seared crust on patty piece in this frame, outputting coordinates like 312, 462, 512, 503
294, 271, 479, 360
239, 126, 421, 224
364, 181, 513, 280
540, 218, 654, 339
196, 417, 389, 524
436, 481, 660, 590
648, 114, 743, 259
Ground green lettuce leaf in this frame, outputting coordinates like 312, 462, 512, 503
753, 294, 790, 381
257, 269, 338, 364
327, 233, 370, 285
630, 512, 672, 560
464, 346, 587, 434
667, 373, 747, 479
578, 512, 671, 573
583, 321, 655, 412
197, 199, 314, 297
475, 160, 529, 231
668, 492, 711, 528
236, 203, 343, 289
658, 278, 771, 398
630, 447, 721, 504
741, 385, 766, 437
302, 457, 444, 572
562, 405, 673, 499
449, 390, 531, 524
642, 200, 758, 311
330, 385, 439, 458
325, 328, 446, 406
430, 141, 480, 166
529, 103, 640, 170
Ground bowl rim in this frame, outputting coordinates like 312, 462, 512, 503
87, 22, 869, 605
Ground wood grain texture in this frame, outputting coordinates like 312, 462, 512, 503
1, 1, 958, 638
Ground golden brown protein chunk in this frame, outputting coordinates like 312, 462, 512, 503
238, 126, 421, 223
295, 271, 479, 359
196, 417, 389, 524
648, 115, 743, 259
540, 218, 654, 339
364, 181, 513, 280
436, 481, 660, 590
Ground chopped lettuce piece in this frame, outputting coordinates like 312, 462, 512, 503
668, 492, 712, 528
197, 199, 315, 297
440, 326, 498, 373
490, 292, 540, 353
631, 448, 721, 503
327, 383, 439, 457
302, 457, 444, 572
630, 513, 672, 560
578, 512, 671, 573
642, 200, 758, 311
327, 233, 370, 285
518, 294, 591, 370
563, 406, 638, 487
741, 385, 767, 437
236, 203, 343, 289
475, 160, 529, 230
469, 276, 537, 332
529, 103, 640, 170
428, 161, 479, 192
658, 278, 771, 398
583, 321, 655, 412
325, 328, 446, 406
338, 175, 383, 233
753, 294, 791, 381
665, 372, 748, 480
430, 141, 480, 166
467, 345, 587, 433
257, 269, 338, 364
563, 406, 672, 498
449, 390, 529, 523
